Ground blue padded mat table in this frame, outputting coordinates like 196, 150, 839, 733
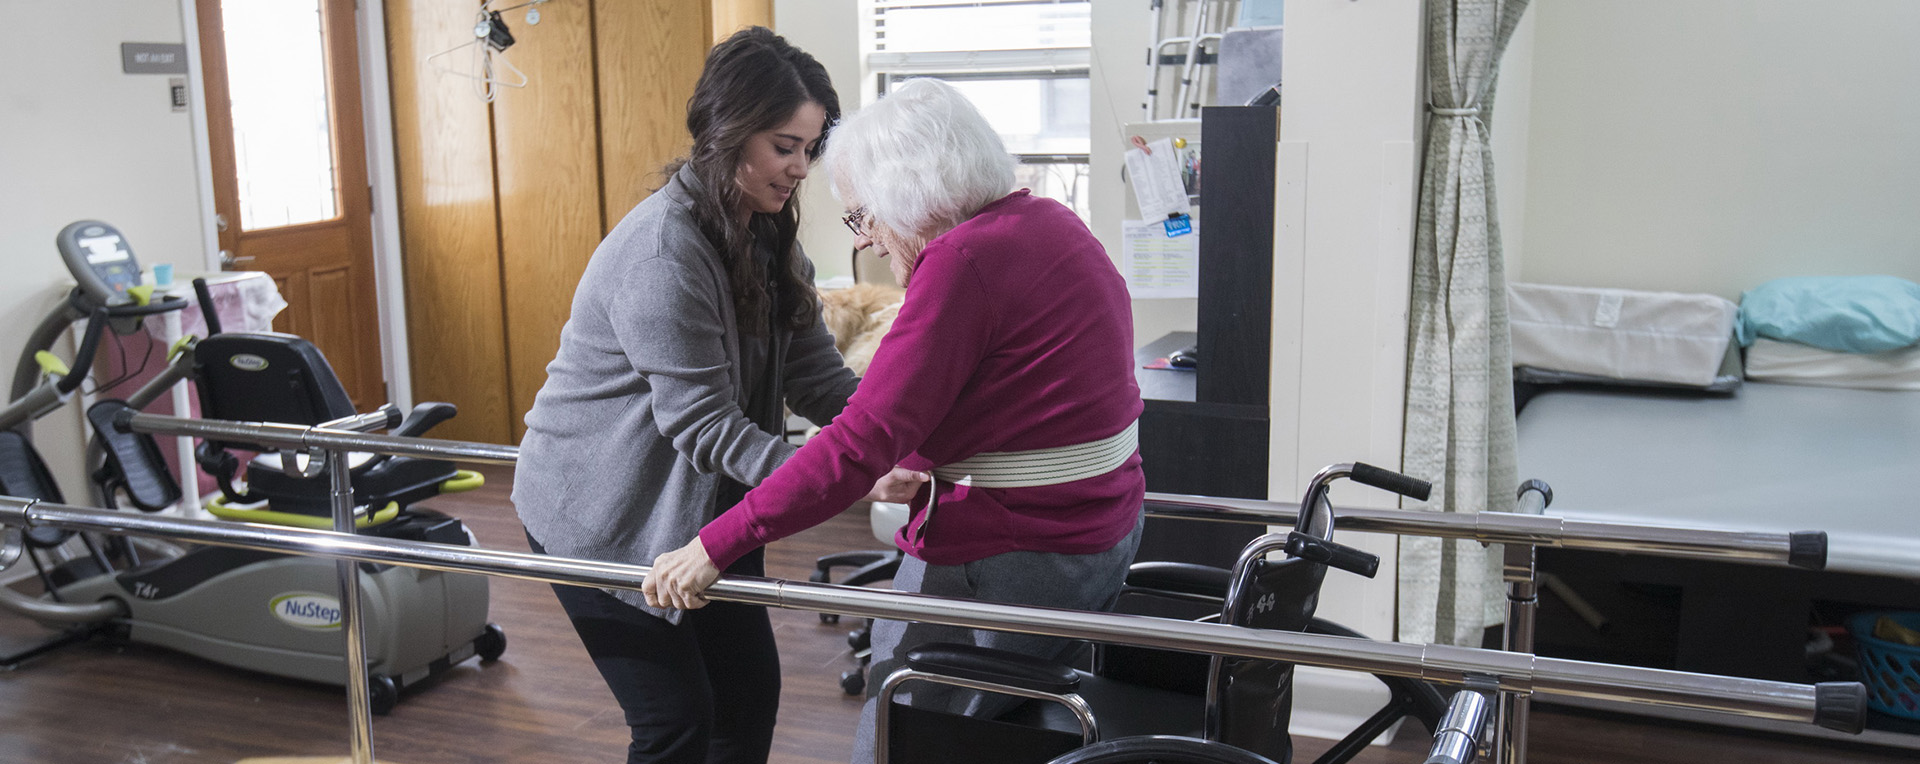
1516, 381, 1919, 578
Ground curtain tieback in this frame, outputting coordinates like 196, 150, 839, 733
1430, 106, 1481, 117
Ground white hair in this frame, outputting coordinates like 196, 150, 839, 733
822, 78, 1017, 239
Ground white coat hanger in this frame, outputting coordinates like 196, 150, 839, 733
424, 1, 551, 103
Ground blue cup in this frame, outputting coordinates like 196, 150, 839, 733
152, 263, 174, 288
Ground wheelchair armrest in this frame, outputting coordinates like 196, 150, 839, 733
905, 643, 1081, 696
392, 402, 459, 438
1125, 562, 1231, 598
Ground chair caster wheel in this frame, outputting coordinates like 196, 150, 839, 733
476, 622, 507, 662
840, 670, 866, 695
821, 613, 840, 625
369, 673, 399, 716
847, 629, 870, 651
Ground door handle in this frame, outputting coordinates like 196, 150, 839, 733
219, 250, 256, 270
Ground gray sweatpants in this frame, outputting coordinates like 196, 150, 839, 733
850, 514, 1144, 764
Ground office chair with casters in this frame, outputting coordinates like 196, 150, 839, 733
814, 500, 908, 694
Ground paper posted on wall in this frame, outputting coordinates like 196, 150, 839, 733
1121, 218, 1199, 299
1124, 137, 1193, 222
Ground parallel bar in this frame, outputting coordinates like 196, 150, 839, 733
121, 414, 1812, 568
1143, 494, 1804, 566
124, 412, 519, 465
0, 497, 1842, 729
329, 449, 375, 764
1498, 544, 1539, 764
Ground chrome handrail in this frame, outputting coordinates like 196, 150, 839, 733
0, 496, 1863, 736
1142, 493, 1821, 569
98, 412, 1859, 764
122, 413, 1817, 568
122, 412, 519, 465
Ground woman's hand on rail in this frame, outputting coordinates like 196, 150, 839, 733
864, 466, 930, 504
645, 539, 720, 611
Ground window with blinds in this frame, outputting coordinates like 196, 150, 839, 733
865, 0, 1092, 220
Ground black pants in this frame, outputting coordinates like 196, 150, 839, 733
530, 533, 780, 764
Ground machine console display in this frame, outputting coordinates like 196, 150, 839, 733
57, 220, 143, 305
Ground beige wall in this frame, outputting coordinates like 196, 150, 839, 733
0, 1, 205, 495
1267, 0, 1424, 641
773, 0, 862, 284
1497, 0, 1920, 299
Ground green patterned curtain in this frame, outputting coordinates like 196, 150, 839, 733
1399, 0, 1532, 647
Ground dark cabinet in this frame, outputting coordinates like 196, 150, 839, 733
1132, 106, 1280, 566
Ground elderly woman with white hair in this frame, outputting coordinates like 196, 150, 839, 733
647, 77, 1145, 759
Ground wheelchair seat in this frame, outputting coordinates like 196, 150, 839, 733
191, 331, 464, 520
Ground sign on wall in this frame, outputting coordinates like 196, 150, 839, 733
122, 42, 189, 74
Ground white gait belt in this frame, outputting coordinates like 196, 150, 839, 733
930, 420, 1140, 488
908, 420, 1139, 544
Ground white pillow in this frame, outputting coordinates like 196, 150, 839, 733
1745, 338, 1920, 391
1510, 283, 1737, 388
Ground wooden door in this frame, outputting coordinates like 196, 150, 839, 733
196, 0, 386, 411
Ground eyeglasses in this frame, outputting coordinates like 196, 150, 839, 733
840, 207, 869, 237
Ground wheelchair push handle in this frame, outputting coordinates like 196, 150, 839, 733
1284, 532, 1378, 578
1348, 462, 1431, 502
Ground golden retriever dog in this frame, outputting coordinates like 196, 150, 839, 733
818, 282, 905, 376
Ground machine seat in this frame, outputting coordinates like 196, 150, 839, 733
243, 456, 462, 519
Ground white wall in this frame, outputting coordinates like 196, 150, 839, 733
0, 1, 205, 495
775, 0, 862, 284
1269, 0, 1424, 608
1501, 0, 1920, 299
1489, 6, 1535, 280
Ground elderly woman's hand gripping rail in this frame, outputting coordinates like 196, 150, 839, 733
647, 77, 1146, 764
644, 466, 930, 610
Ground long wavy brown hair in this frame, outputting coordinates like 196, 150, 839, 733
666, 27, 838, 335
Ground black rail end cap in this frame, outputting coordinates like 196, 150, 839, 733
1813, 681, 1867, 734
110, 405, 138, 433
1789, 531, 1828, 571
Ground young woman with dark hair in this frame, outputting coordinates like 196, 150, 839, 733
513, 27, 925, 764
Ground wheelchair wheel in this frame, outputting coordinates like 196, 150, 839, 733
1046, 735, 1281, 764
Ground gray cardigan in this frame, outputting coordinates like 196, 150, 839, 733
512, 165, 859, 620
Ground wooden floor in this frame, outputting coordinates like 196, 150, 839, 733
0, 466, 1908, 763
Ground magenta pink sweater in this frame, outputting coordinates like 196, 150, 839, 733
700, 190, 1145, 568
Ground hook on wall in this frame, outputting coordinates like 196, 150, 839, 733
424, 0, 552, 103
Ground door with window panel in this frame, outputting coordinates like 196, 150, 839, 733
196, 0, 385, 410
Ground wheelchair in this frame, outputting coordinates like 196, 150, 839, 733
872, 463, 1450, 764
